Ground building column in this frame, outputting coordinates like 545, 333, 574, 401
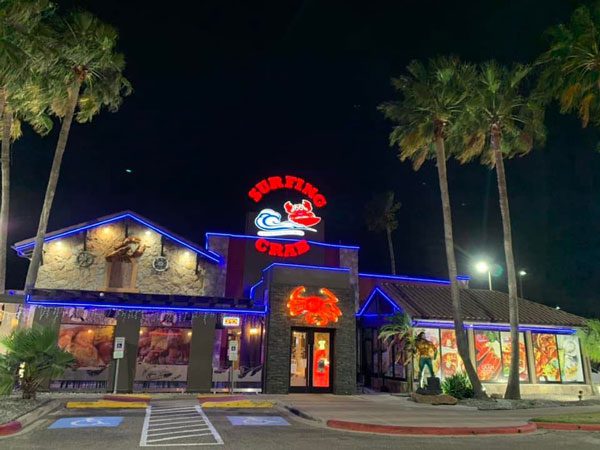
525, 331, 537, 384
187, 315, 217, 392
108, 312, 141, 393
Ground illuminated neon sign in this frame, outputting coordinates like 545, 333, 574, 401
248, 175, 327, 257
222, 316, 241, 327
287, 286, 342, 326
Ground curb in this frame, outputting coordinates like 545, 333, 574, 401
0, 399, 61, 437
533, 422, 600, 431
283, 404, 321, 422
326, 419, 538, 436
0, 421, 22, 436
103, 395, 151, 403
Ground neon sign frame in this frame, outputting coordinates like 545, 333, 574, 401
248, 175, 327, 258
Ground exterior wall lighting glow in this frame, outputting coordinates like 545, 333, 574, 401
249, 327, 260, 335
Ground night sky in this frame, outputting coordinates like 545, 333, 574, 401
8, 0, 600, 318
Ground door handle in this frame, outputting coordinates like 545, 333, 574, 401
307, 343, 312, 387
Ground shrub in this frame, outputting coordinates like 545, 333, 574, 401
0, 326, 74, 399
441, 373, 474, 399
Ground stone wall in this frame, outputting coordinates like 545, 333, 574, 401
35, 219, 225, 296
264, 267, 356, 395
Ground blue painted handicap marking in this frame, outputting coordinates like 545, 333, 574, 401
227, 416, 290, 426
49, 416, 124, 429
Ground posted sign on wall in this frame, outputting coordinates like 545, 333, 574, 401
222, 316, 240, 327
113, 337, 125, 359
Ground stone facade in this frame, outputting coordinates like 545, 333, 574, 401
264, 267, 357, 395
35, 219, 225, 296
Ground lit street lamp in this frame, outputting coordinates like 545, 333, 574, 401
518, 269, 527, 298
475, 261, 492, 290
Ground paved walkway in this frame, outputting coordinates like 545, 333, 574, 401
266, 394, 600, 428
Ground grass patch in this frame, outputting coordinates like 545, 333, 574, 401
532, 412, 600, 424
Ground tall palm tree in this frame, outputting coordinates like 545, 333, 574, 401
453, 62, 545, 399
378, 312, 417, 392
537, 3, 600, 129
24, 10, 131, 290
0, 0, 54, 293
379, 57, 486, 398
365, 191, 401, 274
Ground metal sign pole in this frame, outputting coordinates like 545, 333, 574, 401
113, 358, 120, 395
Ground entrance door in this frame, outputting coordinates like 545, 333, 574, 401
289, 328, 333, 393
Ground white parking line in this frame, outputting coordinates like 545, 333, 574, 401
140, 404, 223, 447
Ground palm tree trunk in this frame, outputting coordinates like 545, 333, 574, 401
0, 106, 12, 294
24, 81, 82, 290
0, 88, 6, 121
433, 134, 486, 399
492, 131, 521, 400
386, 226, 396, 275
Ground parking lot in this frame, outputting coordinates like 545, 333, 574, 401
2, 399, 600, 450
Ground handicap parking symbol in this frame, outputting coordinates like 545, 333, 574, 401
227, 416, 290, 426
49, 416, 124, 429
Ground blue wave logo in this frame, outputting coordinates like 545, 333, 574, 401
255, 209, 315, 237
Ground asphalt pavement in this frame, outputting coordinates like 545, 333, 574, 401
1, 399, 600, 449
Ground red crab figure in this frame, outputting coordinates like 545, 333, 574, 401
284, 200, 322, 228
287, 286, 342, 326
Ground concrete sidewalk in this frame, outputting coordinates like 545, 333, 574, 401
266, 394, 600, 428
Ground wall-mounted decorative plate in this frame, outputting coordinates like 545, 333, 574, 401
76, 251, 95, 268
152, 256, 169, 272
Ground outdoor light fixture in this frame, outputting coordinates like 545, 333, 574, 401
249, 327, 260, 335
518, 269, 527, 297
474, 261, 492, 290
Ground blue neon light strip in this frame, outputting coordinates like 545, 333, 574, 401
356, 287, 401, 317
358, 272, 470, 285
249, 280, 263, 300
26, 299, 266, 315
205, 232, 360, 250
262, 262, 350, 273
15, 213, 221, 264
411, 320, 576, 335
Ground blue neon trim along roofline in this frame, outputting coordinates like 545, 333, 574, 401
205, 232, 360, 250
26, 298, 266, 315
358, 272, 470, 285
15, 213, 221, 264
356, 287, 401, 317
262, 262, 350, 273
411, 320, 576, 335
249, 280, 263, 300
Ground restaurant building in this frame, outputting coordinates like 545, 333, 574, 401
0, 175, 594, 397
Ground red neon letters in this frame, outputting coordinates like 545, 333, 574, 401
249, 175, 327, 258
248, 175, 327, 207
255, 238, 310, 257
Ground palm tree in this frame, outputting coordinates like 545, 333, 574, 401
379, 57, 486, 398
365, 191, 401, 274
453, 62, 546, 400
577, 319, 600, 394
378, 312, 417, 392
0, 325, 74, 399
0, 0, 54, 293
24, 10, 132, 290
537, 3, 600, 129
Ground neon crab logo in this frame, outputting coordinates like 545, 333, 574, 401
255, 200, 322, 237
248, 175, 327, 257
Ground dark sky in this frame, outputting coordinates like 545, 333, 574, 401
9, 0, 600, 318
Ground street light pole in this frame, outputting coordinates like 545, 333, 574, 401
475, 261, 493, 291
518, 270, 527, 298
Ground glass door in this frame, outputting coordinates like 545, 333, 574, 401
289, 328, 333, 393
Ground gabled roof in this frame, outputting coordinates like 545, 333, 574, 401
359, 282, 585, 327
12, 210, 221, 264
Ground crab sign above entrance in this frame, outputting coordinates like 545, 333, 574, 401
248, 175, 327, 257
287, 286, 342, 326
